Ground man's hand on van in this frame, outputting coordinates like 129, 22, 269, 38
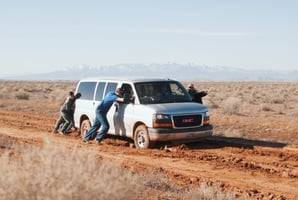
123, 93, 131, 104
130, 95, 135, 103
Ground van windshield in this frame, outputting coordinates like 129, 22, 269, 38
135, 81, 192, 104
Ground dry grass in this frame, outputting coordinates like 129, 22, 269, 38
0, 137, 237, 200
186, 81, 298, 117
0, 80, 75, 115
0, 139, 143, 200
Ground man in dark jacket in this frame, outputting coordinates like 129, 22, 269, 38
65, 92, 81, 133
187, 83, 208, 104
52, 91, 81, 134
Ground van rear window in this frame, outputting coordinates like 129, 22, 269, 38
77, 81, 97, 100
95, 82, 106, 101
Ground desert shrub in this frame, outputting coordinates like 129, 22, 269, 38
264, 95, 285, 105
288, 86, 298, 95
259, 104, 273, 112
15, 93, 30, 100
0, 86, 9, 99
219, 128, 244, 138
186, 183, 238, 200
223, 97, 241, 115
143, 169, 240, 200
207, 98, 219, 109
270, 97, 284, 104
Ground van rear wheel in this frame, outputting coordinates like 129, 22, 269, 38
134, 124, 154, 149
80, 119, 91, 139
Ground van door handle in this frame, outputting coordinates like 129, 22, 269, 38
114, 104, 119, 112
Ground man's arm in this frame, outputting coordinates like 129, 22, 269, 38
116, 97, 125, 103
197, 91, 208, 97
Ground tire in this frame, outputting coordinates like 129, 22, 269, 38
80, 119, 91, 139
134, 124, 154, 149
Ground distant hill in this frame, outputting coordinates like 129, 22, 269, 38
3, 63, 298, 81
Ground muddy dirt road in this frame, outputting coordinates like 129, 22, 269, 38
0, 109, 297, 199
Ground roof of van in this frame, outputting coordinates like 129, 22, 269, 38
79, 77, 176, 83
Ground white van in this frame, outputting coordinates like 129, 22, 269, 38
74, 78, 213, 148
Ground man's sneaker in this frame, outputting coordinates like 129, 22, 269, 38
83, 139, 90, 144
58, 130, 65, 135
96, 139, 102, 145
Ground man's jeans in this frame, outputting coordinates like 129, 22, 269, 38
84, 111, 109, 142
60, 111, 71, 133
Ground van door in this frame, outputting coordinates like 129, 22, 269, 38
108, 83, 135, 138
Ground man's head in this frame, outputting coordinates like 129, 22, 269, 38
187, 83, 194, 90
115, 88, 123, 97
69, 91, 74, 96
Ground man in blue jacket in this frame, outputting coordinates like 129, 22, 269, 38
84, 88, 125, 144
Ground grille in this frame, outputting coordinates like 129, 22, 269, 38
172, 114, 202, 128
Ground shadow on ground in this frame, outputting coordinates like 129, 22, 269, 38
91, 134, 288, 150
181, 136, 287, 150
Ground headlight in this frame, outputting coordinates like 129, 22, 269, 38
155, 114, 171, 120
203, 112, 210, 125
153, 114, 172, 128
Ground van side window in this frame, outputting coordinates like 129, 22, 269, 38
95, 82, 106, 101
104, 82, 117, 96
77, 81, 97, 100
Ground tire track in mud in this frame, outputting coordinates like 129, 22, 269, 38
1, 109, 298, 199
160, 140, 298, 180
118, 140, 298, 199
0, 110, 56, 132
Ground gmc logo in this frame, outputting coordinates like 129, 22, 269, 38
182, 118, 194, 123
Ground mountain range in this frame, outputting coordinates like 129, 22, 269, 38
3, 63, 298, 81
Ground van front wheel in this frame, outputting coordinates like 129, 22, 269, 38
80, 119, 91, 139
134, 125, 154, 149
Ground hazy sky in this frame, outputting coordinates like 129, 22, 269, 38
1, 0, 297, 76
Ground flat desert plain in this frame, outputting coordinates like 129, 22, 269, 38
0, 80, 297, 200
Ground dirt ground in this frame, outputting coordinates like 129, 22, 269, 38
0, 80, 297, 199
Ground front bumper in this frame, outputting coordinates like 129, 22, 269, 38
148, 125, 213, 142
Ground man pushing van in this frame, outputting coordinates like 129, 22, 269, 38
83, 88, 125, 144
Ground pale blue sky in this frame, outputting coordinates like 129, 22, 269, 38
1, 0, 297, 76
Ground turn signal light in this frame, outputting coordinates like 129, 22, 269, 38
153, 122, 173, 128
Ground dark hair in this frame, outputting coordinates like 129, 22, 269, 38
115, 88, 123, 95
69, 91, 74, 96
